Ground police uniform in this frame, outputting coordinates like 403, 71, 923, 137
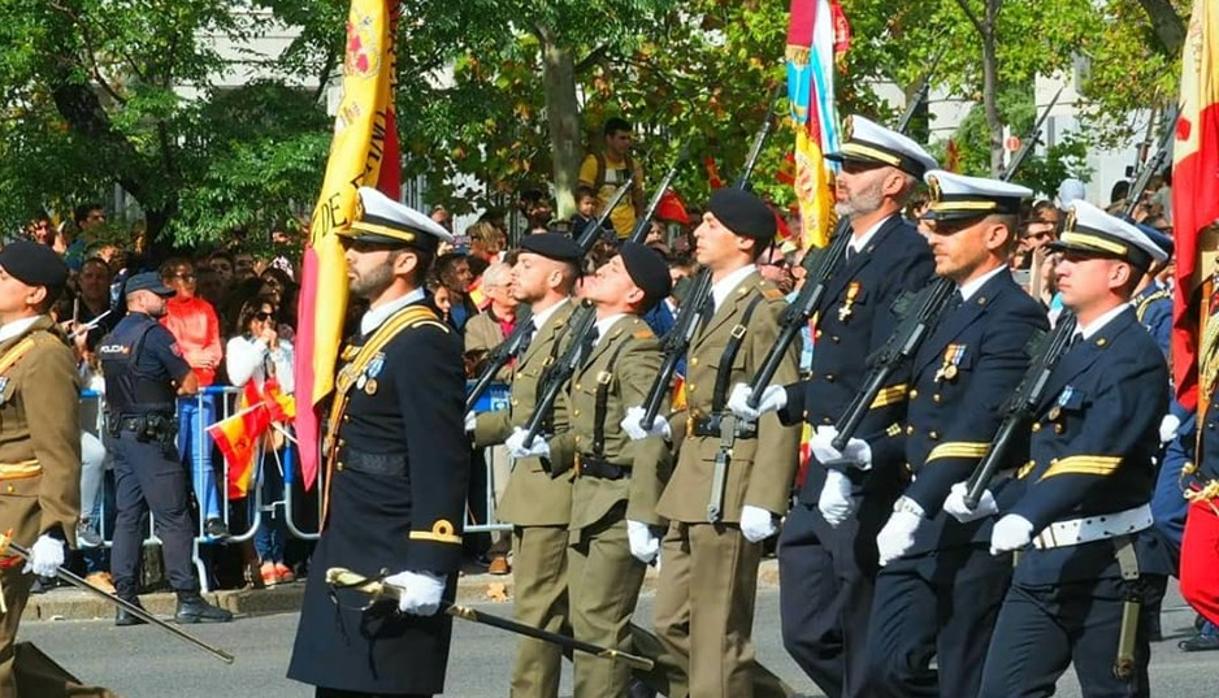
99, 272, 228, 623
472, 233, 579, 698
862, 172, 1046, 698
526, 243, 672, 698
0, 243, 81, 694
768, 117, 937, 698
651, 188, 801, 698
978, 201, 1170, 698
288, 188, 468, 697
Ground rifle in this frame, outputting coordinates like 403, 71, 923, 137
830, 277, 958, 451
1000, 86, 1064, 182
521, 148, 689, 448
464, 176, 634, 412
745, 218, 851, 408
1124, 105, 1180, 219
636, 86, 783, 432
895, 48, 945, 135
520, 300, 597, 449
962, 314, 1077, 508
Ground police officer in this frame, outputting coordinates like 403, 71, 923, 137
288, 187, 469, 697
470, 232, 579, 698
99, 272, 231, 625
505, 243, 672, 698
627, 188, 799, 698
728, 116, 937, 698
0, 242, 82, 692
974, 200, 1170, 697
860, 171, 1045, 697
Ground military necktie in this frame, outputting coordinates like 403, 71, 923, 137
947, 289, 965, 313
698, 293, 716, 333
516, 321, 536, 357
580, 326, 600, 367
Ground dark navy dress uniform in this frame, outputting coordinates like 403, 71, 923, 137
979, 201, 1171, 698
865, 267, 1047, 697
99, 304, 201, 600
774, 212, 934, 697
289, 187, 469, 698
1131, 282, 1171, 357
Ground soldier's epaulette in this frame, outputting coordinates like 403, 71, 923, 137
760, 285, 785, 301
633, 328, 654, 340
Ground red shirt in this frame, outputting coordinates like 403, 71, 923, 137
160, 295, 223, 386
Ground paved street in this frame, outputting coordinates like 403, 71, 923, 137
22, 588, 1219, 697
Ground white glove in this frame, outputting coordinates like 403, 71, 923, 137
818, 469, 857, 527
739, 505, 779, 543
464, 411, 477, 433
726, 383, 786, 421
505, 427, 550, 460
620, 406, 671, 442
943, 481, 999, 524
1159, 414, 1181, 444
876, 502, 924, 566
810, 426, 872, 470
989, 514, 1035, 555
23, 534, 64, 577
384, 570, 447, 616
626, 520, 660, 564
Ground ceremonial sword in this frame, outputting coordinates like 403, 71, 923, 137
0, 534, 234, 664
325, 567, 654, 670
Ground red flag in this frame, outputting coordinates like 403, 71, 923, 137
774, 210, 794, 243
1172, 0, 1219, 411
655, 189, 690, 224
777, 152, 797, 185
705, 156, 725, 190
209, 403, 271, 500
945, 138, 961, 173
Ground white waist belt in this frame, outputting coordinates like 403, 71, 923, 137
1031, 504, 1153, 550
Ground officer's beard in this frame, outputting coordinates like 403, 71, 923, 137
348, 264, 394, 300
834, 177, 885, 218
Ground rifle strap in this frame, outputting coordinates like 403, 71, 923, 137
592, 340, 631, 457
712, 295, 765, 413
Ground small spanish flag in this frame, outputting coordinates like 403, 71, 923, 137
209, 398, 271, 500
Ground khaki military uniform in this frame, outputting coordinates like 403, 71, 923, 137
543, 315, 669, 698
0, 318, 81, 697
473, 299, 576, 698
654, 271, 801, 698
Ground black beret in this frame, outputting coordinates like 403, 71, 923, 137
707, 188, 776, 241
619, 242, 672, 311
520, 232, 583, 263
0, 241, 68, 289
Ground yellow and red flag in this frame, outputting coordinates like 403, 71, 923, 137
294, 0, 401, 490
1172, 0, 1219, 411
787, 0, 849, 250
209, 401, 271, 500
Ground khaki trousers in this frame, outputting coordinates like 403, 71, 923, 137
510, 525, 570, 698
652, 522, 795, 698
0, 567, 32, 698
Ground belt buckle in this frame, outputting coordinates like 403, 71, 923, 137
574, 452, 582, 478
597, 370, 612, 385
730, 324, 747, 339
686, 412, 696, 439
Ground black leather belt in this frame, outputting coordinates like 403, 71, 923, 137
576, 455, 628, 480
691, 413, 758, 439
115, 413, 175, 433
338, 448, 407, 477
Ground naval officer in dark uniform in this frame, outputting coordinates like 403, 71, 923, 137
727, 116, 937, 698
288, 187, 469, 698
974, 200, 1170, 698
861, 171, 1046, 697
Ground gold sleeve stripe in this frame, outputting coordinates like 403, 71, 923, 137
1040, 455, 1122, 480
1016, 460, 1036, 479
926, 442, 990, 462
869, 384, 909, 409
410, 519, 462, 545
0, 459, 41, 480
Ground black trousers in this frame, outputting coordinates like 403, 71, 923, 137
864, 544, 1011, 698
978, 577, 1151, 698
110, 432, 199, 597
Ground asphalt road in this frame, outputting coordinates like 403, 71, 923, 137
21, 588, 1219, 697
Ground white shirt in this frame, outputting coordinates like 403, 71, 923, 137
529, 297, 571, 334
848, 215, 893, 255
226, 335, 295, 394
1076, 303, 1131, 341
710, 264, 758, 313
958, 265, 1011, 303
360, 288, 426, 336
592, 313, 627, 346
0, 315, 42, 343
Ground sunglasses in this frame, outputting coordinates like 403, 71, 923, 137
254, 311, 275, 321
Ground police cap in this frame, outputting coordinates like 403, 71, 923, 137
707, 188, 776, 242
0, 241, 68, 289
619, 242, 672, 311
124, 271, 175, 297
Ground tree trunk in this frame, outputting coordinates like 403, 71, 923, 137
1137, 0, 1186, 56
982, 1, 1003, 176
535, 24, 582, 220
